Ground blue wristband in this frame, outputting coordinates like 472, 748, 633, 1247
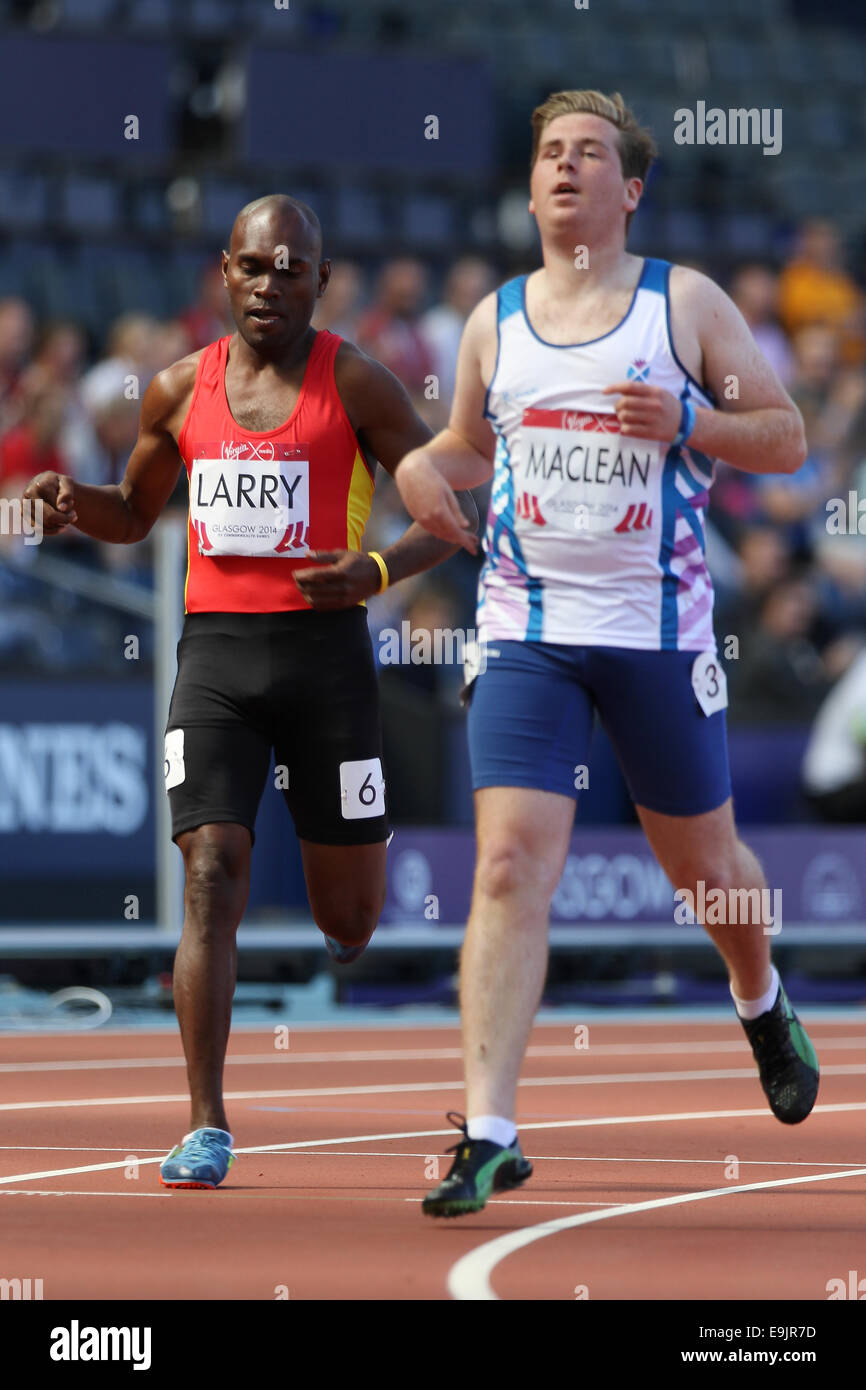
673, 398, 696, 447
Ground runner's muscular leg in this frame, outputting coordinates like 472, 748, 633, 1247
463, 786, 576, 1121
636, 797, 772, 1000
301, 839, 388, 949
174, 822, 252, 1132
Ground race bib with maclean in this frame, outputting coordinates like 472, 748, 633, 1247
189, 441, 310, 557
516, 408, 660, 535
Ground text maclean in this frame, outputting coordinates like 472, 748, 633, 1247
525, 443, 651, 486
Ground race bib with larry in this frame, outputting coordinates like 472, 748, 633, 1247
189, 441, 310, 557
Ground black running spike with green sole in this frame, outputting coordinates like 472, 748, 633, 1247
740, 984, 819, 1124
422, 1112, 533, 1218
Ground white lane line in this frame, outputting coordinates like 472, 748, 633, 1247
406, 1199, 617, 1208
247, 1150, 866, 1169
448, 1165, 866, 1301
486, 1152, 866, 1167
0, 1189, 171, 1198
0, 1144, 860, 1170
0, 1188, 615, 1209
0, 1157, 163, 1184
0, 1083, 436, 1113
1, 1035, 863, 1075
0, 1049, 463, 1074
237, 1101, 866, 1157
4, 1063, 866, 1114
4, 1101, 864, 1187
0, 1128, 455, 1185
540, 1035, 866, 1057
4, 1013, 863, 1044
516, 1065, 866, 1087
0, 1145, 166, 1153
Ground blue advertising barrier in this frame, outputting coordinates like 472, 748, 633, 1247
0, 680, 306, 922
0, 680, 156, 921
1, 677, 863, 936
380, 826, 866, 932
0, 680, 155, 873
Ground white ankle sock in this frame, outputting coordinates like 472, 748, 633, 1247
467, 1114, 517, 1148
731, 965, 780, 1021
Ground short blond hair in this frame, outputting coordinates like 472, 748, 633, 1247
530, 90, 657, 231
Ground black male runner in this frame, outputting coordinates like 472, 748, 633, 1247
24, 194, 477, 1189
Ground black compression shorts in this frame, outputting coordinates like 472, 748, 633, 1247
163, 608, 389, 846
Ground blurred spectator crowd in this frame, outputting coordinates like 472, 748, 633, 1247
4, 222, 866, 819
0, 251, 496, 683
708, 221, 866, 818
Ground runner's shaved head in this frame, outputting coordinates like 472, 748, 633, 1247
222, 193, 329, 354
229, 195, 323, 262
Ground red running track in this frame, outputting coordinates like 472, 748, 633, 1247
0, 1017, 864, 1301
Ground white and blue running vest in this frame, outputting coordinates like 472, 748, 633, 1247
478, 258, 718, 651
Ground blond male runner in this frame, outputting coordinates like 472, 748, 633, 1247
395, 91, 819, 1217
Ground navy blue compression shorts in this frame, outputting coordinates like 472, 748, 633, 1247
466, 641, 731, 818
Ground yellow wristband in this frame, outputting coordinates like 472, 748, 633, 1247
368, 550, 389, 593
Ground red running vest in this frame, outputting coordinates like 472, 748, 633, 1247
177, 330, 375, 612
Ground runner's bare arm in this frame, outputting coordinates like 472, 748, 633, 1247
393, 295, 497, 545
293, 345, 480, 613
22, 359, 196, 541
340, 341, 479, 558
603, 267, 807, 476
